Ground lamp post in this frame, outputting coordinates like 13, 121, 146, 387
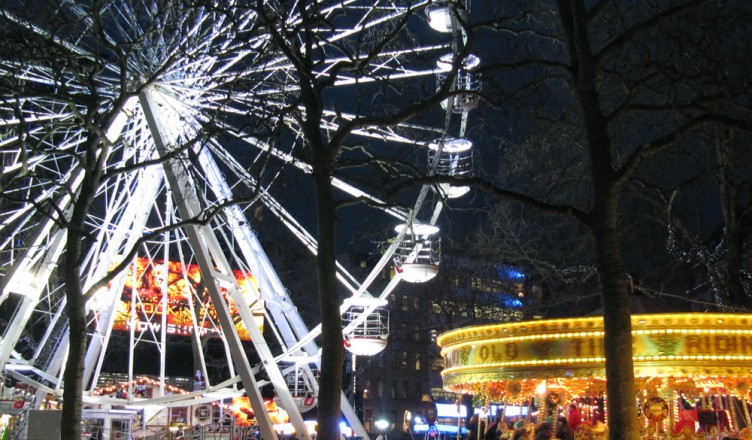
375, 419, 390, 440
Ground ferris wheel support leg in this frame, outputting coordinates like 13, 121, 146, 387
341, 390, 370, 440
140, 87, 281, 440
0, 228, 68, 370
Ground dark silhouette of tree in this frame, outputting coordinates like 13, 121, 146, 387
403, 1, 752, 438
247, 3, 472, 439
0, 2, 267, 438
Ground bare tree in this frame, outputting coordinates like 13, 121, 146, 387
663, 129, 752, 310
0, 1, 271, 438
2, 1, 476, 440
404, 1, 752, 438
249, 2, 471, 438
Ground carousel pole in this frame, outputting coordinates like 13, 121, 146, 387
728, 394, 738, 432
742, 392, 752, 428
456, 398, 462, 440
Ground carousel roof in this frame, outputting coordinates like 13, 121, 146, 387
437, 313, 752, 398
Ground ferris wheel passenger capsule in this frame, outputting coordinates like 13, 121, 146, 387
281, 363, 319, 413
436, 54, 482, 113
426, 1, 469, 33
392, 223, 441, 283
428, 137, 474, 199
342, 295, 390, 356
436, 53, 481, 73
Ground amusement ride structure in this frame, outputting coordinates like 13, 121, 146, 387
0, 0, 481, 438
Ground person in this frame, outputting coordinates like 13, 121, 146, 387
555, 416, 574, 440
467, 414, 480, 440
176, 424, 186, 440
485, 417, 500, 440
496, 418, 512, 440
566, 404, 582, 431
534, 422, 554, 440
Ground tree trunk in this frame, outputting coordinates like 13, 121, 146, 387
304, 68, 344, 439
716, 132, 748, 308
60, 137, 104, 440
591, 195, 639, 440
61, 227, 86, 440
314, 160, 345, 440
559, 0, 641, 436
61, 277, 87, 440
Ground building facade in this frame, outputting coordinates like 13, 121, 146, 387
351, 255, 534, 437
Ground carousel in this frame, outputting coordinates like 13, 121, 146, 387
436, 313, 752, 440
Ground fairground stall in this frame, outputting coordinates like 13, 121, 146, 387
437, 313, 752, 440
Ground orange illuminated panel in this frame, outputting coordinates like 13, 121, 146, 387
112, 258, 264, 341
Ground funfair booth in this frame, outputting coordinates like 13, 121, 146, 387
437, 313, 752, 440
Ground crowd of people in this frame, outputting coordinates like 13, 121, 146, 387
466, 403, 590, 440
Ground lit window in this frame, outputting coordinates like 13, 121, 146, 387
415, 352, 421, 370
366, 410, 373, 431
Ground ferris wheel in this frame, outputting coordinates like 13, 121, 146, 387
0, 0, 479, 439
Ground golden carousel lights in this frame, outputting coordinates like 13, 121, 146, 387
438, 313, 752, 438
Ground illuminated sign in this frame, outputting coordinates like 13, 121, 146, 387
112, 258, 263, 341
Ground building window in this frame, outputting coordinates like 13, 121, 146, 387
401, 351, 408, 369
378, 381, 383, 398
401, 295, 409, 311
415, 381, 422, 399
414, 325, 420, 341
402, 381, 409, 399
170, 407, 188, 425
364, 379, 372, 399
414, 296, 420, 310
391, 381, 397, 399
365, 410, 373, 432
415, 352, 421, 371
